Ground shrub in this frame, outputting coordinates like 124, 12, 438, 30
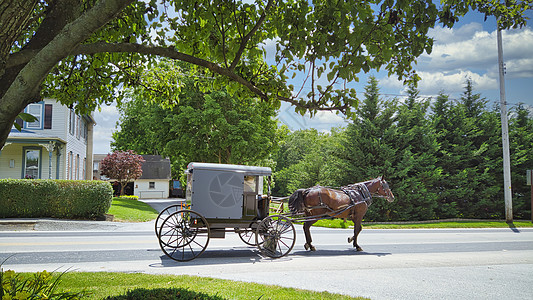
0, 179, 113, 219
103, 288, 226, 300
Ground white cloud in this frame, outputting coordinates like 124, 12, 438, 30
429, 22, 484, 44
381, 23, 533, 98
420, 25, 533, 74
93, 104, 119, 154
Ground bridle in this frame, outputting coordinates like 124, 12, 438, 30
371, 178, 394, 202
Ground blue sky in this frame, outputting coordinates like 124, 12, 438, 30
93, 8, 533, 154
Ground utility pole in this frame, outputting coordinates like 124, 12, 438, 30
497, 21, 513, 223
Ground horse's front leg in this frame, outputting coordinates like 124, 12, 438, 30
352, 219, 363, 251
303, 220, 317, 251
348, 207, 366, 251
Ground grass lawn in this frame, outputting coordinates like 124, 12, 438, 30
313, 218, 533, 229
57, 272, 367, 300
106, 197, 159, 222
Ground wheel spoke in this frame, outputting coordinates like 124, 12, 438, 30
256, 215, 295, 258
158, 210, 210, 262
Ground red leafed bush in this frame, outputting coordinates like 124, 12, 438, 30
100, 150, 145, 196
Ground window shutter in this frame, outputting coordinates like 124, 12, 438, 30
44, 104, 52, 129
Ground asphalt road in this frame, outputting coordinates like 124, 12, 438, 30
1, 199, 532, 300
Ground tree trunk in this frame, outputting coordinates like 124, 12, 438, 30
0, 0, 133, 150
0, 0, 38, 77
119, 181, 126, 196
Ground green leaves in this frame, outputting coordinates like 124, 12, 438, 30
112, 60, 278, 177
12, 112, 37, 131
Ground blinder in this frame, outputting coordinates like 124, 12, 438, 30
381, 180, 389, 191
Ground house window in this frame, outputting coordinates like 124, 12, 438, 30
23, 148, 41, 179
44, 104, 53, 129
68, 151, 73, 180
76, 154, 80, 180
69, 109, 75, 135
26, 103, 43, 129
149, 182, 155, 189
93, 162, 99, 171
76, 116, 81, 139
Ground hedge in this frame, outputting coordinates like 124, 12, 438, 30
0, 179, 113, 219
103, 288, 226, 300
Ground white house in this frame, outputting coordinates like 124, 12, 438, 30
0, 98, 95, 180
93, 154, 171, 198
134, 155, 171, 199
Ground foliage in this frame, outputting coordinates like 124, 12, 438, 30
272, 127, 345, 196
509, 103, 533, 219
102, 287, 226, 300
0, 179, 113, 219
1, 266, 88, 300
112, 61, 278, 178
99, 150, 145, 196
1, 0, 531, 150
273, 77, 533, 221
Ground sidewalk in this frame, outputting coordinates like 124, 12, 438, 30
0, 198, 175, 232
0, 218, 154, 232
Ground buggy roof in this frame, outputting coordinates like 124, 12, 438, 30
187, 162, 272, 176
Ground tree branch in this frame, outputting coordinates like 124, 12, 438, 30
229, 0, 274, 71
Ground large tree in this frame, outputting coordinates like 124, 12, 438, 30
112, 60, 279, 175
1, 0, 531, 150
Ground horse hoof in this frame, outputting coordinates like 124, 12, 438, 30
348, 237, 354, 243
356, 247, 363, 252
304, 243, 316, 251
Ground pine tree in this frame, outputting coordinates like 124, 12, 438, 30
340, 76, 398, 221
392, 83, 440, 220
509, 104, 533, 219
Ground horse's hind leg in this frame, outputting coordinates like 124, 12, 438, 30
303, 220, 317, 251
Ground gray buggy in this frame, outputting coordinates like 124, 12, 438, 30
156, 162, 295, 261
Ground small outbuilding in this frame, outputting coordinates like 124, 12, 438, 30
134, 155, 172, 199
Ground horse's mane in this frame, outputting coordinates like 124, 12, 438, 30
288, 188, 308, 214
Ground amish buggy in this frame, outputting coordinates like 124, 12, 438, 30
155, 162, 394, 261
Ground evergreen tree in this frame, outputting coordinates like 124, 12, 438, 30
393, 83, 440, 220
340, 76, 398, 221
509, 104, 533, 219
432, 80, 503, 218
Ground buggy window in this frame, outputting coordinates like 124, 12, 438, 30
244, 176, 256, 193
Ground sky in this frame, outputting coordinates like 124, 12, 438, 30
92, 8, 533, 154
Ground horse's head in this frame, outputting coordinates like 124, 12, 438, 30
375, 177, 395, 202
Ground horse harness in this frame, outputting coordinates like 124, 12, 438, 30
342, 183, 373, 207
301, 183, 373, 219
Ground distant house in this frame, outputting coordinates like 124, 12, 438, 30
92, 154, 107, 180
93, 154, 171, 198
134, 155, 172, 199
0, 99, 95, 180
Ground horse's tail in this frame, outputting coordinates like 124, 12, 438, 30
288, 189, 307, 214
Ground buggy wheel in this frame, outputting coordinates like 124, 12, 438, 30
256, 215, 295, 258
236, 224, 263, 246
155, 204, 182, 239
158, 210, 210, 261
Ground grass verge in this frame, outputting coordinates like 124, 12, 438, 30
313, 219, 533, 229
106, 197, 159, 222
57, 272, 367, 300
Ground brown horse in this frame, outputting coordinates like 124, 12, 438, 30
288, 177, 394, 252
